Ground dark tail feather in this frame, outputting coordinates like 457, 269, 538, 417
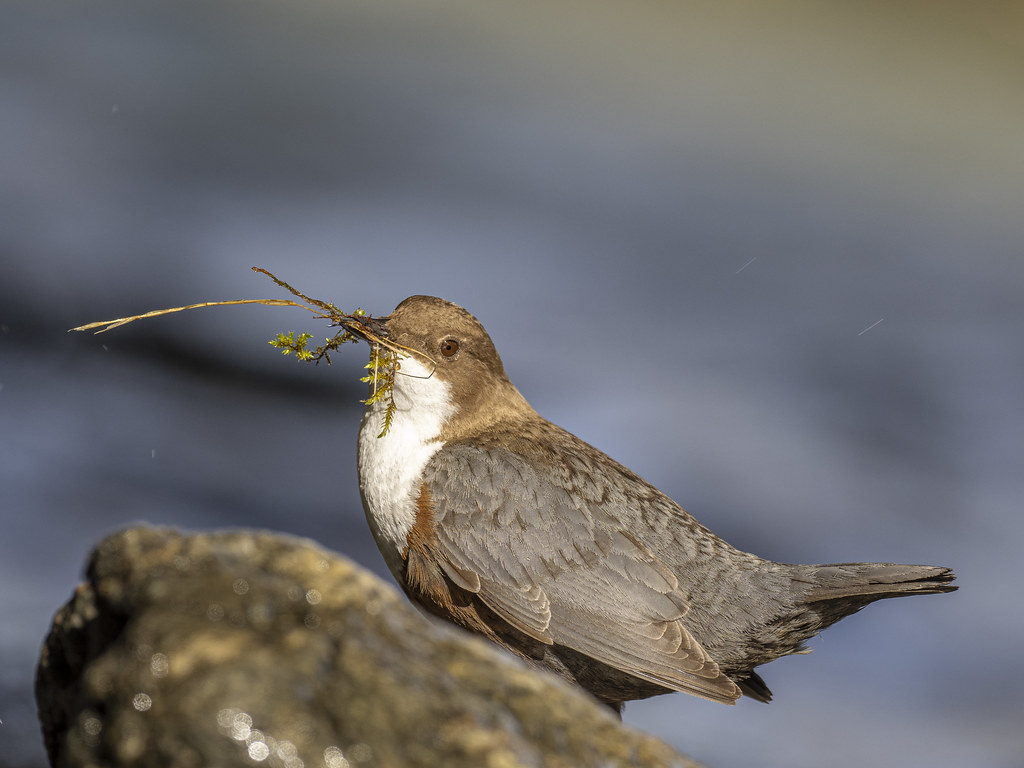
735, 564, 955, 703
802, 563, 957, 603
736, 670, 773, 703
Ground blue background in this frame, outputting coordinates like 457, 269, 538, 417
2, 2, 1022, 766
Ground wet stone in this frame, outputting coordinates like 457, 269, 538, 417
36, 526, 701, 768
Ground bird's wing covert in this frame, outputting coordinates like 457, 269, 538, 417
423, 442, 741, 704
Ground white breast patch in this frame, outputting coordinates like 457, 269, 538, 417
357, 355, 453, 581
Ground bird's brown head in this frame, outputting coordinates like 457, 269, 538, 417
380, 295, 533, 437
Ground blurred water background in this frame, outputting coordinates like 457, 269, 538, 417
2, 1, 1023, 766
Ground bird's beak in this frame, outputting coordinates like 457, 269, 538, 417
342, 313, 390, 344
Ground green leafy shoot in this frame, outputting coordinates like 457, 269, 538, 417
270, 331, 315, 359
362, 343, 400, 438
69, 266, 432, 436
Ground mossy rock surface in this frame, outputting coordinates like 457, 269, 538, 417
37, 526, 702, 768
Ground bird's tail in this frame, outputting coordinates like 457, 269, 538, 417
734, 563, 956, 703
790, 562, 956, 635
801, 563, 957, 602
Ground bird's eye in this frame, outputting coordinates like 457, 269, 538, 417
439, 338, 459, 358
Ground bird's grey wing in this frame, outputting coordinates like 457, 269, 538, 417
423, 443, 741, 704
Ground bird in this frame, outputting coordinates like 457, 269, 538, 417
354, 295, 957, 711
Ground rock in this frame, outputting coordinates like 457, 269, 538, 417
36, 527, 701, 768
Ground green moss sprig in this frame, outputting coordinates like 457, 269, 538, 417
362, 344, 400, 438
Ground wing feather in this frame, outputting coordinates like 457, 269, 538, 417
425, 442, 740, 703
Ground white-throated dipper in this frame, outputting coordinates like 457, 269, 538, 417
356, 295, 957, 710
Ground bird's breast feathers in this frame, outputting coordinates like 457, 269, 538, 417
357, 356, 454, 578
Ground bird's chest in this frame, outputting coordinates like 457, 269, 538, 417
356, 365, 453, 581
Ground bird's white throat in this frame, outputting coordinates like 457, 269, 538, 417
357, 355, 454, 579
